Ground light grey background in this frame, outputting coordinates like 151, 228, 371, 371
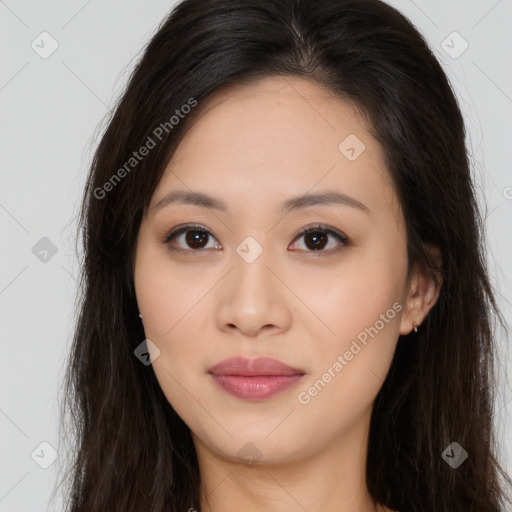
1, 1, 511, 510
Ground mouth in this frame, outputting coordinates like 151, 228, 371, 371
208, 356, 306, 401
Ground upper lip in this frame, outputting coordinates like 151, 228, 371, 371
208, 356, 305, 376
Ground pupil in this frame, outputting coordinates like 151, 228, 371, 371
306, 232, 327, 250
186, 230, 208, 249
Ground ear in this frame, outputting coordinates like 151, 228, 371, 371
399, 244, 443, 335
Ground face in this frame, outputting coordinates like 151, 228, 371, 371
134, 75, 415, 466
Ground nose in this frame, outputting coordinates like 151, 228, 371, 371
215, 245, 292, 338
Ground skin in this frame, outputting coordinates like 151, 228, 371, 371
133, 75, 441, 512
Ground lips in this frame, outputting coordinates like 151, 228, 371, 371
208, 356, 305, 400
209, 356, 305, 376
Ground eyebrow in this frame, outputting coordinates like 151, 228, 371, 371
152, 190, 370, 215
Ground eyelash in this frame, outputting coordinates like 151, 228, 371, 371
162, 223, 349, 255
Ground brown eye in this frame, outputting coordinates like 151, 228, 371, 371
164, 224, 221, 253
289, 225, 348, 253
163, 223, 348, 255
304, 231, 329, 250
184, 229, 209, 249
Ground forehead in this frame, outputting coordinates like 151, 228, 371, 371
175, 75, 375, 165
152, 75, 399, 221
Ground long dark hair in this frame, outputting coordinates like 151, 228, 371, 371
53, 0, 512, 510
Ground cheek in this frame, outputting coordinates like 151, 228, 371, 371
298, 249, 405, 347
135, 262, 212, 365
293, 247, 406, 407
134, 230, 209, 338
133, 239, 220, 403
134, 251, 214, 427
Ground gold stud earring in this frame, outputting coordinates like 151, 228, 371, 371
412, 321, 419, 332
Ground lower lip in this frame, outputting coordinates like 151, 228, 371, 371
210, 374, 304, 400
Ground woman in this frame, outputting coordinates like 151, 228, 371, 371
55, 0, 512, 510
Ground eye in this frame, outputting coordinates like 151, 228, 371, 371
289, 224, 348, 253
163, 224, 221, 253
162, 223, 348, 254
